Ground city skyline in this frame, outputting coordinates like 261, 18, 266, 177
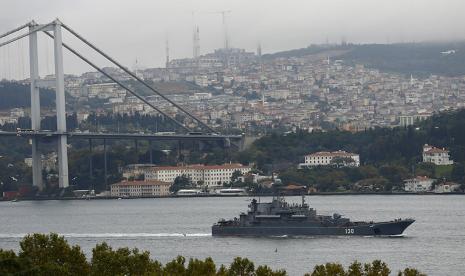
1, 0, 465, 78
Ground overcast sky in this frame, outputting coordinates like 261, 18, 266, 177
1, 0, 465, 78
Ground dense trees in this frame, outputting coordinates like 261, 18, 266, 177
238, 109, 465, 191
0, 233, 426, 276
0, 81, 55, 109
170, 175, 193, 193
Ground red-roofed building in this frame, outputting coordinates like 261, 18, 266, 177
110, 180, 171, 197
422, 144, 453, 165
144, 163, 252, 187
299, 150, 360, 168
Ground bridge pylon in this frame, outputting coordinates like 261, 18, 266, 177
29, 20, 69, 190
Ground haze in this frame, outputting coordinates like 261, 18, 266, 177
1, 0, 465, 77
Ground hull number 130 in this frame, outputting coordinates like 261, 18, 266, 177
345, 228, 354, 234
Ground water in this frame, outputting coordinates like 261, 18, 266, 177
0, 195, 464, 276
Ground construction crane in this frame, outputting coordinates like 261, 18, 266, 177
203, 10, 231, 49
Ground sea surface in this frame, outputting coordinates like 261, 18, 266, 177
0, 195, 464, 275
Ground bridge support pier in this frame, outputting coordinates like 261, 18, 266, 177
53, 21, 69, 189
104, 139, 108, 190
29, 24, 43, 191
89, 139, 93, 190
149, 140, 153, 164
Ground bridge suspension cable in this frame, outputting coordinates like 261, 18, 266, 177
0, 22, 31, 40
0, 22, 53, 49
42, 31, 190, 132
59, 21, 216, 133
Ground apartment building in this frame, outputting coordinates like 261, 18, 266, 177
300, 150, 360, 168
144, 163, 252, 187
110, 180, 171, 197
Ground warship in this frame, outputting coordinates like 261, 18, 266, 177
212, 196, 414, 236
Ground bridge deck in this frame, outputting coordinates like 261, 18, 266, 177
0, 130, 243, 141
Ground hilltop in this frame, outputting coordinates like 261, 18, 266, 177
265, 42, 465, 77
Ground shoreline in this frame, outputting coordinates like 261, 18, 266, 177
2, 191, 464, 202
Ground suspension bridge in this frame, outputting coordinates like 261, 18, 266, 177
0, 19, 243, 192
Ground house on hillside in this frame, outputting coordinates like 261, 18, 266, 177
422, 144, 453, 166
299, 150, 360, 168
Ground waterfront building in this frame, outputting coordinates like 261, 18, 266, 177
144, 163, 252, 187
422, 144, 453, 165
433, 182, 460, 193
110, 180, 171, 197
403, 176, 435, 192
121, 164, 157, 179
299, 150, 360, 168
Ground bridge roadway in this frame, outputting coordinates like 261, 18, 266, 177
0, 130, 242, 143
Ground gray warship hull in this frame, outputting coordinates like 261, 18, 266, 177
212, 219, 414, 237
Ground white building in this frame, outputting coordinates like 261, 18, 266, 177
434, 182, 460, 193
422, 144, 453, 165
121, 164, 157, 179
299, 150, 360, 168
110, 180, 171, 197
145, 163, 252, 187
404, 176, 435, 192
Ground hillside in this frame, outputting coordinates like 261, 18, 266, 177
236, 109, 465, 191
266, 42, 465, 77
0, 81, 55, 110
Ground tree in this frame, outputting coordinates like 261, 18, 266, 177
91, 242, 162, 276
255, 265, 287, 276
231, 170, 243, 183
398, 267, 427, 276
0, 249, 21, 275
228, 257, 255, 276
347, 261, 363, 276
306, 262, 345, 276
363, 260, 390, 276
170, 175, 192, 193
164, 255, 187, 275
18, 233, 90, 275
186, 257, 216, 276
451, 162, 465, 182
330, 157, 356, 168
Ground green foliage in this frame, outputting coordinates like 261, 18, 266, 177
305, 260, 394, 276
0, 234, 427, 276
170, 175, 193, 193
0, 249, 21, 275
363, 260, 390, 276
0, 81, 55, 109
308, 262, 346, 276
228, 257, 255, 276
341, 42, 465, 77
18, 233, 90, 275
91, 242, 162, 276
398, 267, 427, 276
237, 109, 465, 191
164, 255, 187, 275
255, 265, 287, 276
186, 257, 216, 276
